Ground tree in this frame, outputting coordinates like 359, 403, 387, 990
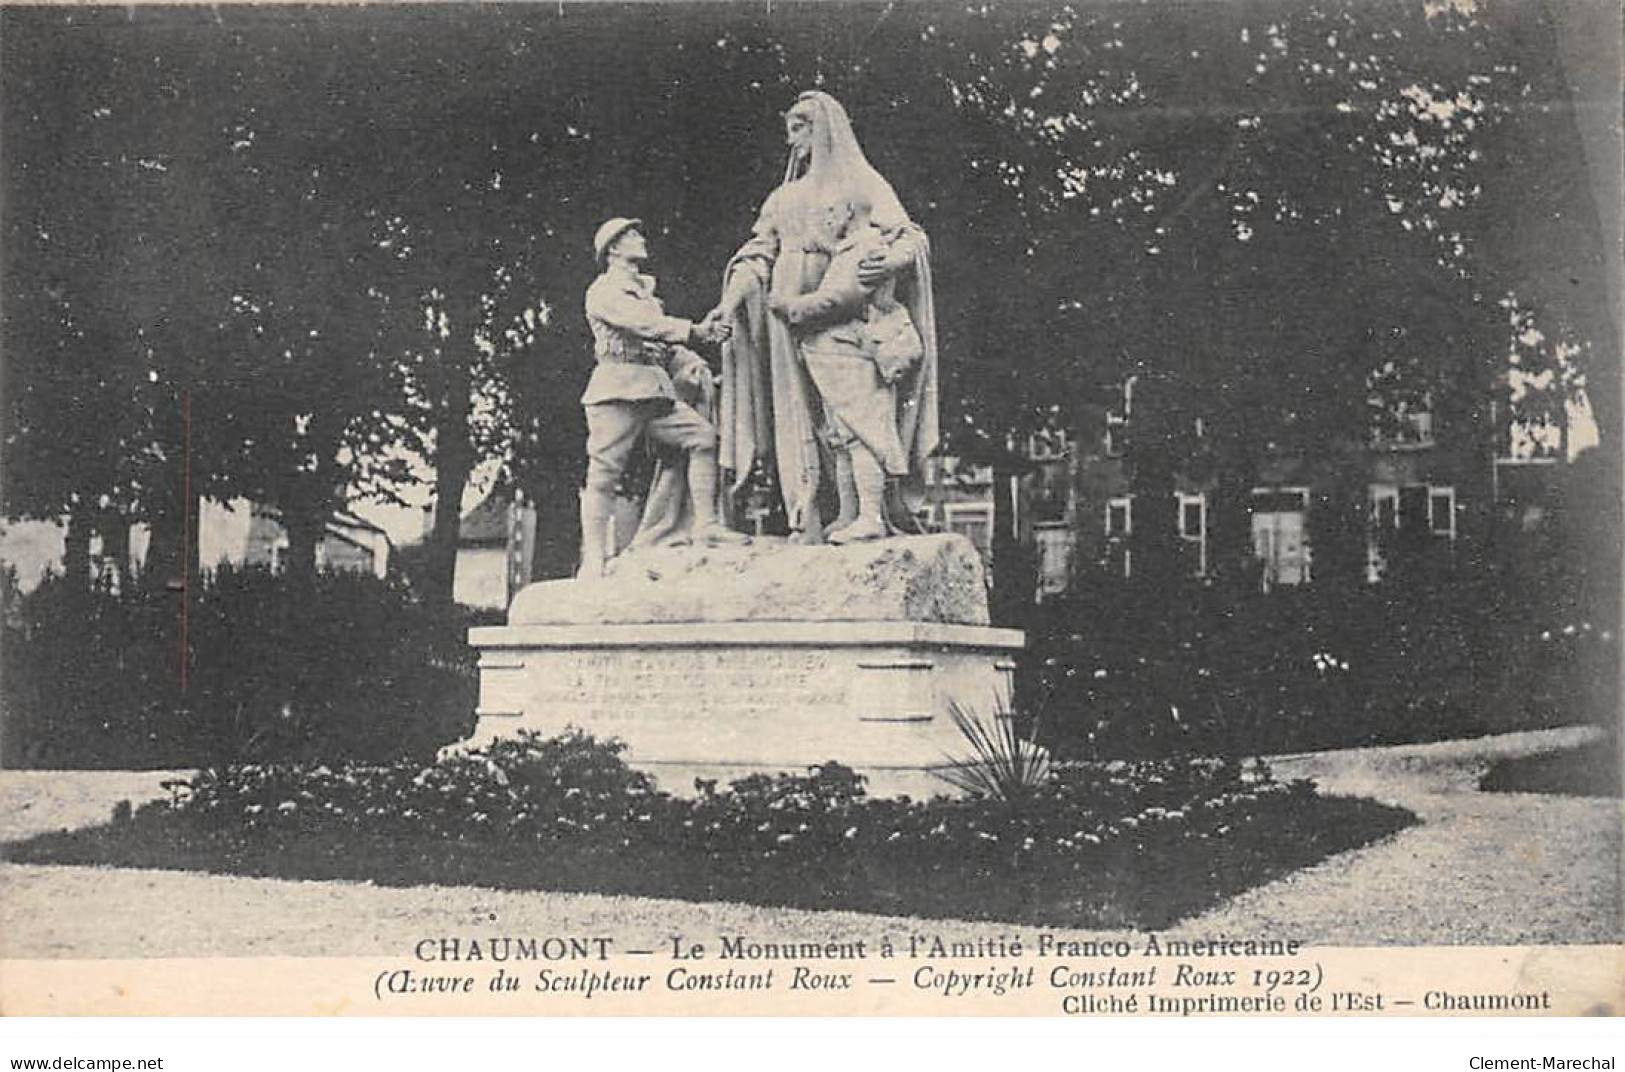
186, 20, 422, 583
909, 0, 1592, 592
1, 8, 234, 592
368, 207, 553, 604
5, 2, 1611, 608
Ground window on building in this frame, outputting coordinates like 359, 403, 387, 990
1372, 404, 1436, 448
1104, 419, 1125, 458
1177, 492, 1208, 577
1034, 522, 1074, 599
1250, 487, 1311, 590
945, 503, 992, 562
1428, 486, 1457, 538
1026, 428, 1071, 461
1105, 496, 1132, 538
1369, 482, 1457, 582
1367, 483, 1399, 582
1104, 495, 1133, 579
1368, 363, 1435, 449
1104, 376, 1136, 458
1180, 497, 1203, 539
1371, 484, 1399, 531
1405, 409, 1435, 445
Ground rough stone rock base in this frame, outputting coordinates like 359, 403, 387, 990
466, 621, 1025, 800
507, 533, 990, 626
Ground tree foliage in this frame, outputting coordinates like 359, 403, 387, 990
2, 2, 1612, 594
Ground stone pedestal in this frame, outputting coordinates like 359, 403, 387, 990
466, 534, 1025, 798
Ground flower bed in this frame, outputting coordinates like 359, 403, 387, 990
6, 730, 1414, 930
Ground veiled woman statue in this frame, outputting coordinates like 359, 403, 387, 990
715, 91, 940, 543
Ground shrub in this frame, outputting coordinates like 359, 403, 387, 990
174, 729, 662, 842
72, 728, 1409, 930
1024, 562, 1619, 761
1, 567, 477, 769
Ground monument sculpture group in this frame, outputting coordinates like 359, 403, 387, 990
470, 92, 1024, 795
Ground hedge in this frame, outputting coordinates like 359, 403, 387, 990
1, 567, 479, 768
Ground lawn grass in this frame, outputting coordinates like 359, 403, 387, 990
1478, 740, 1621, 799
5, 792, 1413, 931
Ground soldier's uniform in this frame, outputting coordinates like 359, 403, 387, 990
576, 217, 741, 576
581, 262, 716, 497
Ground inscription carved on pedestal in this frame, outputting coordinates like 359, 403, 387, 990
528, 649, 849, 721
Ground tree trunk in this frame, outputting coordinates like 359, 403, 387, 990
528, 472, 581, 582
279, 414, 349, 585
1208, 433, 1260, 598
426, 446, 471, 606
1127, 439, 1179, 590
989, 466, 1033, 629
145, 505, 181, 592
62, 507, 93, 591
1308, 451, 1368, 594
425, 364, 475, 607
1066, 399, 1113, 593
282, 507, 324, 581
144, 483, 199, 596
97, 510, 131, 593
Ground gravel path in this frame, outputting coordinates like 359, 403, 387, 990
0, 863, 1107, 959
0, 769, 190, 843
1188, 726, 1621, 945
1, 727, 1617, 958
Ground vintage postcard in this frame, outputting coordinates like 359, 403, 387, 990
0, 0, 1619, 1023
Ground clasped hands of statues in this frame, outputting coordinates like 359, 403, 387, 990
677, 248, 906, 393
660, 310, 731, 395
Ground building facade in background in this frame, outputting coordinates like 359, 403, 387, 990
915, 370, 1580, 604
1, 500, 392, 593
442, 491, 538, 611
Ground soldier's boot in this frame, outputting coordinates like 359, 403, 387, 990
578, 488, 613, 579
828, 447, 889, 544
823, 449, 861, 541
688, 448, 748, 545
883, 477, 925, 535
790, 496, 826, 545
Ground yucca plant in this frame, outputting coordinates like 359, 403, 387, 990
934, 697, 1053, 805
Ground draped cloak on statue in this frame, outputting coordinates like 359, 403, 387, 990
717, 91, 940, 535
